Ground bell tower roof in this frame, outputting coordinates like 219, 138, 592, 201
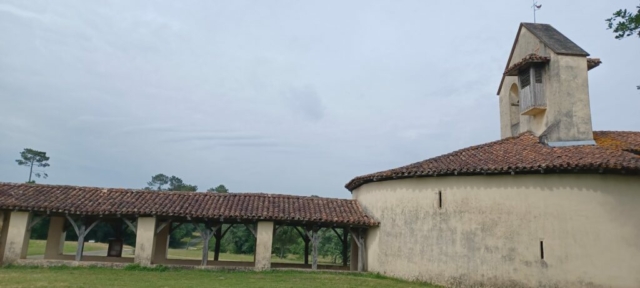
497, 23, 601, 144
520, 23, 589, 56
497, 23, 591, 95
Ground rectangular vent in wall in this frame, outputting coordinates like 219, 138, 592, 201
519, 69, 531, 88
535, 67, 543, 83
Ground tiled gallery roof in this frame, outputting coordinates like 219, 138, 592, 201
346, 131, 640, 191
504, 54, 601, 76
0, 183, 378, 226
504, 53, 550, 76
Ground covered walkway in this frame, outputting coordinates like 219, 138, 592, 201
0, 183, 377, 271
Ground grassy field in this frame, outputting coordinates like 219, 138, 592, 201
27, 240, 339, 265
0, 265, 439, 288
166, 247, 337, 264
27, 240, 131, 256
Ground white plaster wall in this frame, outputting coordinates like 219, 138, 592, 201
353, 174, 640, 288
134, 217, 156, 266
152, 222, 170, 264
44, 216, 66, 259
0, 211, 9, 263
1, 211, 31, 264
544, 54, 593, 142
254, 221, 274, 270
499, 79, 517, 138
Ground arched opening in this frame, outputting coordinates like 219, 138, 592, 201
509, 83, 520, 136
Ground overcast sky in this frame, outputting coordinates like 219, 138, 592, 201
0, 0, 638, 198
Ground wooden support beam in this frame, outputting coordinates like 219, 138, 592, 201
122, 218, 137, 234
156, 220, 171, 234
28, 215, 47, 231
221, 224, 234, 238
194, 222, 221, 266
349, 228, 366, 272
331, 227, 349, 267
65, 216, 101, 262
293, 226, 310, 264
169, 222, 184, 233
342, 228, 348, 267
244, 223, 257, 237
293, 226, 305, 239
293, 226, 310, 265
305, 227, 319, 270
85, 219, 101, 235
312, 228, 319, 270
65, 215, 80, 236
213, 226, 222, 261
330, 227, 341, 239
214, 224, 234, 261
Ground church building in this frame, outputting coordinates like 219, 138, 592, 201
0, 23, 639, 288
346, 23, 640, 287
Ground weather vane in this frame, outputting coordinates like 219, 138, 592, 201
532, 1, 542, 23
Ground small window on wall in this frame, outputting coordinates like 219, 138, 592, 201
534, 67, 543, 83
438, 191, 442, 209
519, 69, 531, 88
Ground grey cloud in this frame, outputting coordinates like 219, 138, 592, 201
286, 85, 326, 121
0, 0, 638, 197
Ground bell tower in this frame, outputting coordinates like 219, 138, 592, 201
497, 23, 601, 146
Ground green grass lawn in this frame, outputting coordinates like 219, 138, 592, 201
0, 266, 440, 288
28, 240, 339, 265
166, 248, 338, 265
27, 240, 131, 256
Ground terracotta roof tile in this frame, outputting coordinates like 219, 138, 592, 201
587, 58, 602, 70
593, 131, 640, 154
346, 131, 640, 191
504, 53, 550, 76
503, 55, 601, 77
0, 183, 378, 227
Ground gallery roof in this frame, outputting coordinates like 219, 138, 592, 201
0, 183, 378, 227
346, 131, 640, 191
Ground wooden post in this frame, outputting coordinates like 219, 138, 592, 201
312, 228, 319, 270
213, 224, 233, 261
293, 226, 310, 265
194, 222, 220, 266
76, 223, 86, 262
305, 227, 319, 270
213, 226, 221, 261
201, 229, 210, 266
358, 230, 364, 272
66, 216, 100, 262
349, 228, 366, 272
342, 228, 348, 266
304, 239, 310, 265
